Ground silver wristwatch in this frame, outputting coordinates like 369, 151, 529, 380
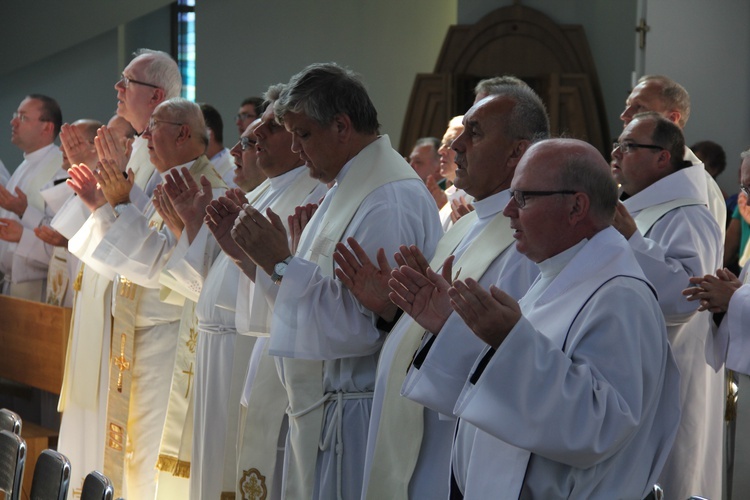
271, 256, 293, 284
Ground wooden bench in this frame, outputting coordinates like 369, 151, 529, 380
0, 295, 71, 498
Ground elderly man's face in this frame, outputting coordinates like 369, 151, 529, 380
230, 121, 263, 192
409, 144, 440, 182
611, 118, 664, 196
142, 107, 184, 172
502, 144, 575, 263
451, 96, 517, 201
438, 123, 463, 182
620, 81, 670, 127
283, 111, 346, 184
114, 56, 161, 132
254, 104, 300, 178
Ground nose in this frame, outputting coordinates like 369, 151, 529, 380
290, 134, 301, 154
451, 130, 467, 153
142, 125, 153, 139
611, 144, 623, 159
502, 195, 519, 217
114, 77, 125, 92
230, 141, 242, 159
620, 106, 633, 125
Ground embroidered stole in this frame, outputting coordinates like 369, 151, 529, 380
46, 247, 71, 306
145, 157, 227, 478
234, 174, 322, 499
277, 136, 418, 499
104, 156, 222, 490
366, 211, 516, 499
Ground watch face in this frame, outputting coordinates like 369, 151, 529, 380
274, 261, 288, 275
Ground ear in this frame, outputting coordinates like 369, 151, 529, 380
150, 88, 166, 106
666, 110, 681, 127
568, 192, 590, 225
332, 113, 353, 142
507, 140, 531, 168
175, 124, 191, 146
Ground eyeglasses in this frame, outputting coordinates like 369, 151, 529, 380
509, 189, 578, 209
147, 118, 183, 131
741, 184, 750, 198
612, 141, 665, 154
12, 112, 49, 123
240, 137, 256, 151
119, 75, 160, 90
236, 112, 257, 122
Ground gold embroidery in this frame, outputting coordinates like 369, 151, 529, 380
107, 422, 124, 451
239, 468, 267, 500
113, 333, 131, 393
118, 276, 136, 300
187, 326, 198, 354
73, 264, 84, 291
182, 362, 194, 398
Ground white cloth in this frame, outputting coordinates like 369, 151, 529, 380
258, 136, 443, 499
624, 164, 724, 500
438, 185, 472, 231
57, 139, 157, 498
0, 143, 65, 300
444, 228, 681, 498
362, 190, 538, 500
211, 147, 237, 189
183, 166, 325, 499
685, 146, 726, 237
68, 158, 219, 499
0, 158, 9, 185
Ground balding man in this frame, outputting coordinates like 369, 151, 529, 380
612, 112, 723, 499
337, 85, 548, 500
0, 94, 66, 300
67, 98, 226, 499
55, 49, 183, 497
433, 138, 680, 497
621, 75, 726, 237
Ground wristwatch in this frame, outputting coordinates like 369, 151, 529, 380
271, 256, 293, 284
113, 202, 131, 217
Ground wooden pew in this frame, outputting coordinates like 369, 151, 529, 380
0, 295, 71, 498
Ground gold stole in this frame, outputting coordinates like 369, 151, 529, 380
149, 156, 228, 478
280, 136, 419, 499
365, 210, 514, 499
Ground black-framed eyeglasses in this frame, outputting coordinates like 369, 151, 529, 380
740, 184, 750, 198
119, 74, 160, 90
236, 112, 257, 122
509, 189, 578, 209
240, 137, 256, 151
612, 141, 665, 154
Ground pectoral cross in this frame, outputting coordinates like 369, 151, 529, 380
182, 362, 194, 398
636, 18, 650, 49
113, 333, 131, 393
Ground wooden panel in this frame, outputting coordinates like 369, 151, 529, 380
0, 296, 71, 395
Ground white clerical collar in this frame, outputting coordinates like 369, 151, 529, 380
537, 238, 587, 279
269, 165, 306, 191
160, 158, 197, 181
473, 190, 510, 221
23, 142, 57, 162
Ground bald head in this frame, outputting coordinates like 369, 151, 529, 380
504, 139, 617, 262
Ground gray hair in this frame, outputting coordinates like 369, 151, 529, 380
134, 49, 182, 99
159, 98, 209, 146
275, 62, 380, 134
474, 75, 530, 97
489, 85, 550, 142
637, 75, 691, 128
414, 137, 440, 156
557, 143, 618, 224
741, 148, 750, 159
634, 111, 687, 171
